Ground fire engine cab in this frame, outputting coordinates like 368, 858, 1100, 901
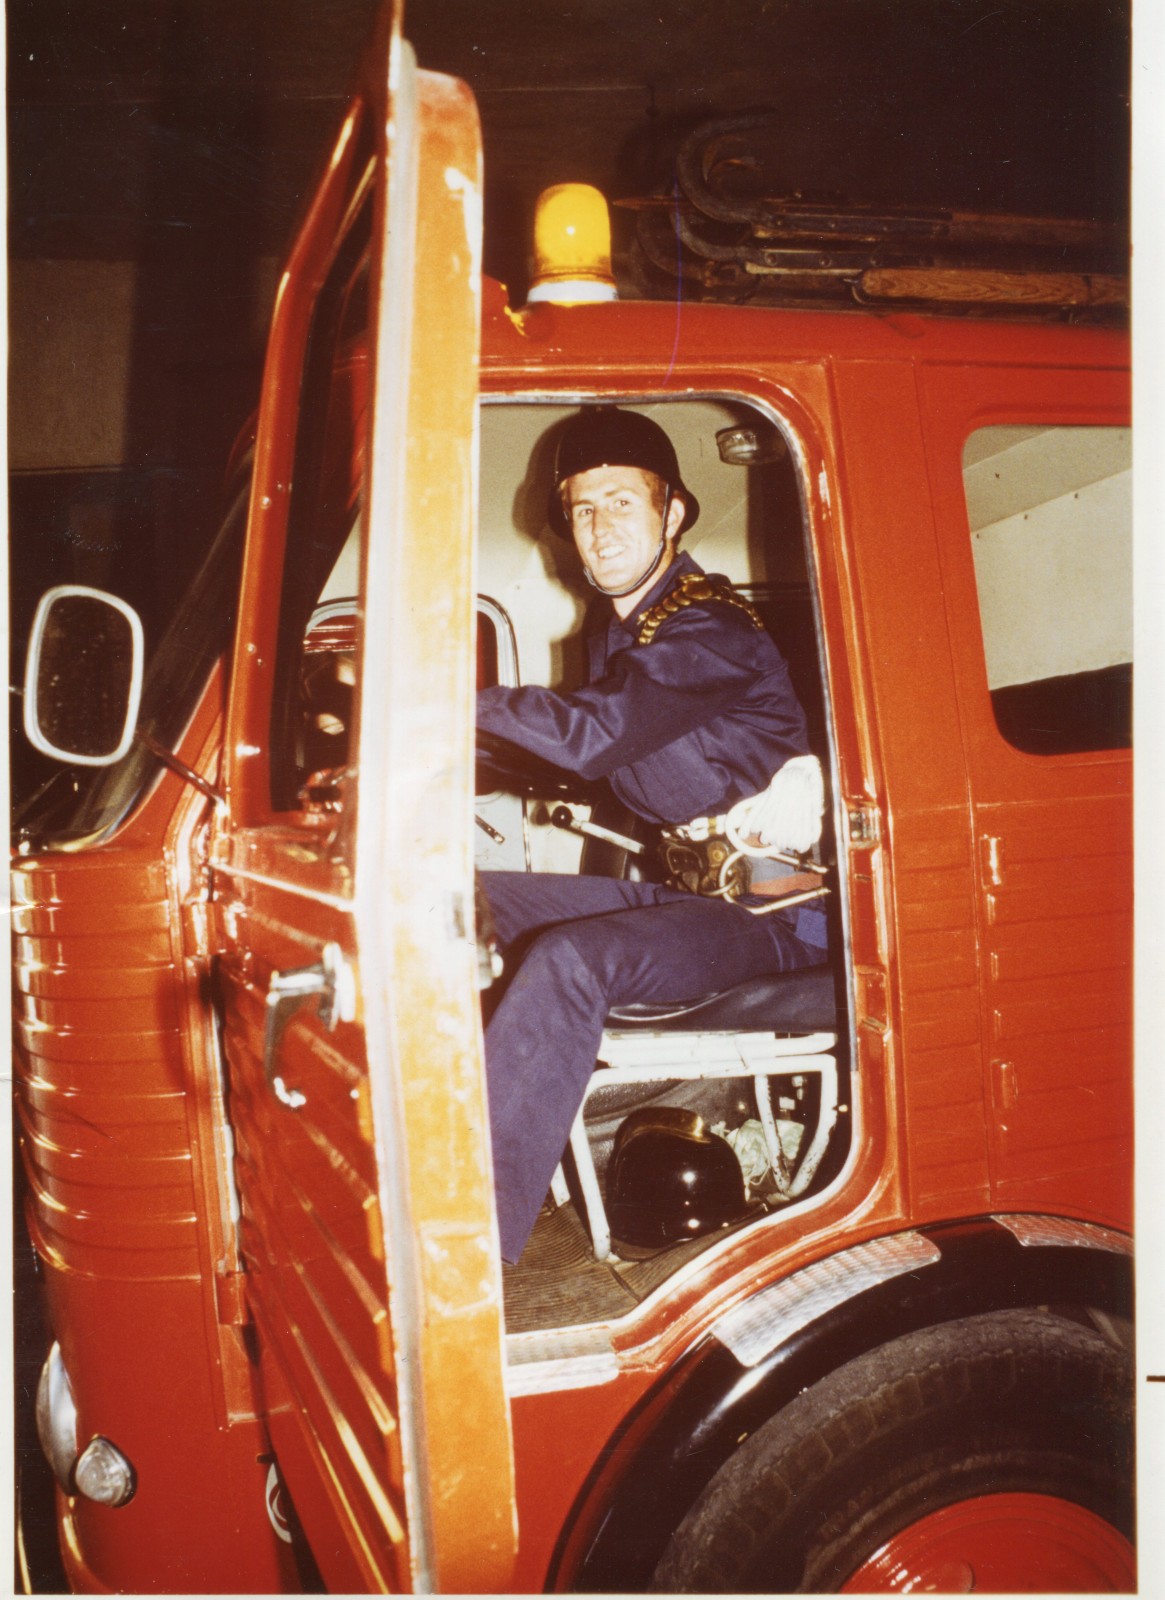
13, 3, 1132, 1592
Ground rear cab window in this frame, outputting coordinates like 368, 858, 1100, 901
962, 424, 1131, 755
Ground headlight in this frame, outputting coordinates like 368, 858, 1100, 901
35, 1342, 137, 1506
35, 1342, 78, 1488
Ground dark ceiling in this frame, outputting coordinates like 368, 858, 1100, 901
9, 0, 1131, 295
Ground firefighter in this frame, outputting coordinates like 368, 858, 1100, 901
477, 405, 826, 1264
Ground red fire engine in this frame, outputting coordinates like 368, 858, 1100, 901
13, 3, 1132, 1591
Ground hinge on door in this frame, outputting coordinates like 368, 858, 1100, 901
214, 1270, 249, 1326
846, 803, 880, 848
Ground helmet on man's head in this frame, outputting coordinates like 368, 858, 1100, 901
547, 405, 700, 539
605, 1105, 750, 1253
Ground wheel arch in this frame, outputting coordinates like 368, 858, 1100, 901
553, 1214, 1132, 1593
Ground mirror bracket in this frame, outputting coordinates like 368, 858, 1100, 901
137, 729, 225, 809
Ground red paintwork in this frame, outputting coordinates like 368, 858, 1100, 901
482, 303, 1130, 1236
12, 683, 300, 1593
212, 57, 516, 1594
840, 1492, 1136, 1593
489, 308, 1129, 1577
11, 33, 1131, 1599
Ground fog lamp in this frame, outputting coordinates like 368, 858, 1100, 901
74, 1436, 137, 1507
35, 1342, 79, 1489
528, 184, 617, 306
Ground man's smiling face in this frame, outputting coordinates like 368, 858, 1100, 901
564, 464, 683, 611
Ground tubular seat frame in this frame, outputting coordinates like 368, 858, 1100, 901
558, 965, 841, 1262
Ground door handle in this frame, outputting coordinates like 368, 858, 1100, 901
263, 941, 356, 1109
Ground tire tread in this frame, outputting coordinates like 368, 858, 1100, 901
650, 1308, 1133, 1593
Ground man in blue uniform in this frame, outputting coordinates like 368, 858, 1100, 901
477, 406, 826, 1263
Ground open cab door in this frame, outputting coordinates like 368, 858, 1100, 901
211, 6, 515, 1589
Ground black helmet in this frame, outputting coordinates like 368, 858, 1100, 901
606, 1106, 749, 1252
547, 405, 700, 538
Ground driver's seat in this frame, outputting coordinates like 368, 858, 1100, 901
561, 963, 841, 1261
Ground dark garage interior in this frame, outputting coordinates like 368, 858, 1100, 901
8, 2, 1131, 812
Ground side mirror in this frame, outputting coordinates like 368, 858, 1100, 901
23, 585, 144, 766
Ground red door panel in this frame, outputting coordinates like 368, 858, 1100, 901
917, 357, 1132, 1227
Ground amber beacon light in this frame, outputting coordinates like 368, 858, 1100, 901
527, 183, 618, 305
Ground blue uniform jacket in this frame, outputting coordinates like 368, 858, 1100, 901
476, 552, 810, 827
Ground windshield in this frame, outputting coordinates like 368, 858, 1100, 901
14, 457, 252, 848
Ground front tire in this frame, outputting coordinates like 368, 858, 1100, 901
650, 1308, 1134, 1593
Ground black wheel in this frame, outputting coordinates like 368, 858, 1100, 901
650, 1308, 1134, 1593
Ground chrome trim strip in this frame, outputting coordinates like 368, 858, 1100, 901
715, 1231, 942, 1369
504, 1351, 621, 1398
210, 861, 355, 911
993, 1213, 1132, 1256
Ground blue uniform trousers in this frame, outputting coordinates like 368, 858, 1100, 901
481, 871, 825, 1263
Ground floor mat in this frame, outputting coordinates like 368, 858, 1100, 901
502, 1200, 638, 1333
610, 1233, 718, 1298
501, 1199, 743, 1332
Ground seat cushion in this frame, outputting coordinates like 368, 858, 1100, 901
605, 963, 838, 1035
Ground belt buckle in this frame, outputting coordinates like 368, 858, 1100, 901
660, 829, 749, 900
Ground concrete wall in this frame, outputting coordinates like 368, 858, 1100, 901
10, 260, 139, 472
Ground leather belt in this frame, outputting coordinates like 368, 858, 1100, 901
749, 869, 827, 899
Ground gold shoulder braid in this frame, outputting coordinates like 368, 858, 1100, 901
634, 573, 766, 646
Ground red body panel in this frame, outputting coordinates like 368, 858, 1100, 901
474, 299, 1131, 1583
480, 296, 1131, 1236
13, 697, 298, 1591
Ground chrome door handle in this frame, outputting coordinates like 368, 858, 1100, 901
262, 941, 356, 1109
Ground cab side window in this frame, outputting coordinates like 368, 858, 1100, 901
962, 425, 1131, 755
268, 197, 371, 811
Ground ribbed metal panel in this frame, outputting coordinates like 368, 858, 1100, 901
983, 809, 1132, 1210
11, 855, 201, 1280
218, 952, 409, 1587
715, 1231, 943, 1367
893, 814, 991, 1211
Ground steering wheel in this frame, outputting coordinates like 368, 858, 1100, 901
475, 730, 599, 801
